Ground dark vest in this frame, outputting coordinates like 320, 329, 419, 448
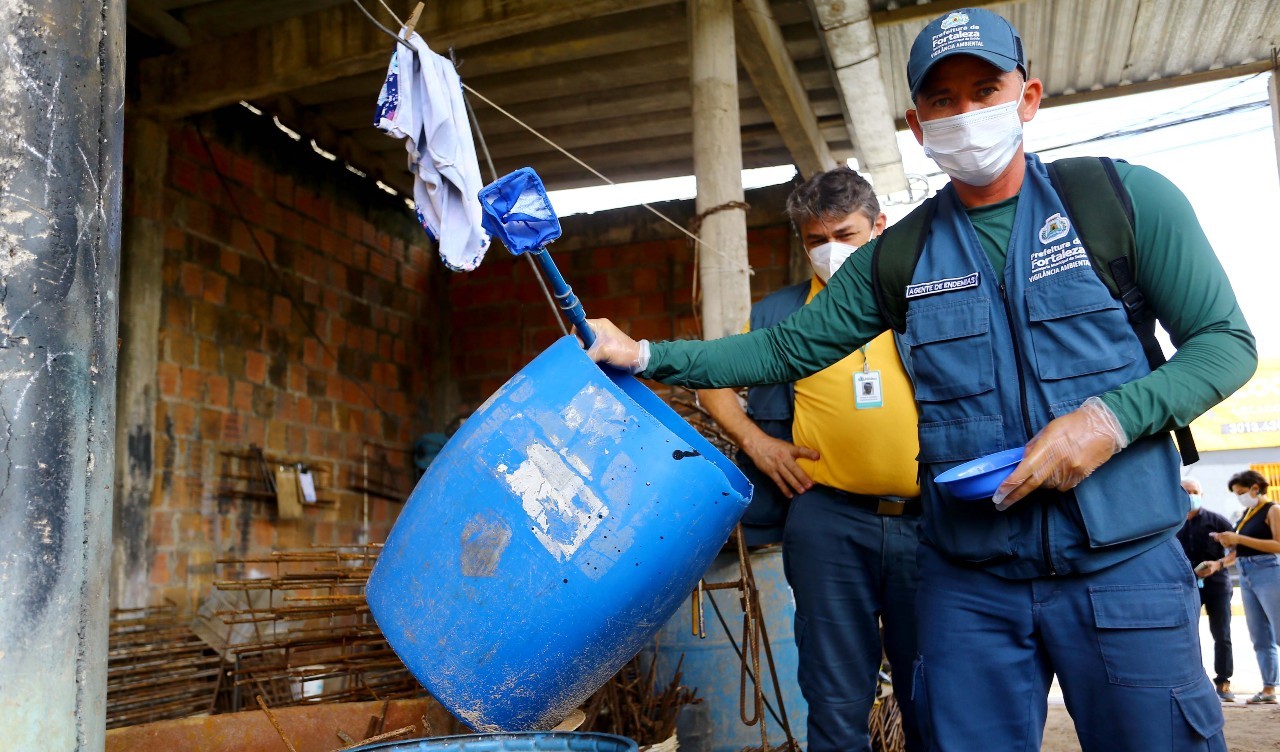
900, 156, 1184, 579
1236, 502, 1276, 558
737, 281, 809, 546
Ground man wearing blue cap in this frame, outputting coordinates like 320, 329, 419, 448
584, 7, 1254, 750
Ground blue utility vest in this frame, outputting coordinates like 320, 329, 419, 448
737, 281, 810, 545
900, 154, 1184, 579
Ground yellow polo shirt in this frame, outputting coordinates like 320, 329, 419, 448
790, 278, 920, 497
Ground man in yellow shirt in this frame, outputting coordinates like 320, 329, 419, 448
699, 167, 922, 752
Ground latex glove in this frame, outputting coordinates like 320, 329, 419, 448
1210, 531, 1241, 548
992, 396, 1128, 511
580, 318, 649, 374
741, 434, 820, 499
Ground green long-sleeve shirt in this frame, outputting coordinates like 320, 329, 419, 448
644, 162, 1257, 444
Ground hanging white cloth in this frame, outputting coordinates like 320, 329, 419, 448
375, 32, 490, 272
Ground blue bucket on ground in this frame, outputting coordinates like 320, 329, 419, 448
643, 546, 807, 752
367, 336, 752, 732
347, 732, 638, 751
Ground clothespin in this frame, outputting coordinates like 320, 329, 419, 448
403, 2, 424, 38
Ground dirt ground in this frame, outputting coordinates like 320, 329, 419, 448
1040, 701, 1280, 751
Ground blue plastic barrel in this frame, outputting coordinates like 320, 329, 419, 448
348, 732, 637, 751
644, 547, 807, 752
367, 336, 752, 732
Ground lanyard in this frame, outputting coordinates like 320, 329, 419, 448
859, 345, 869, 374
1238, 501, 1268, 531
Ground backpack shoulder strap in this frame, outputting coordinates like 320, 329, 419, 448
872, 197, 937, 333
1048, 156, 1198, 465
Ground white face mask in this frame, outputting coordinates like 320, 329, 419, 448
1238, 491, 1257, 508
920, 87, 1026, 187
807, 236, 874, 283
1188, 493, 1202, 511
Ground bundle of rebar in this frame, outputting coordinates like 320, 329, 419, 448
106, 604, 224, 728
581, 654, 699, 746
206, 544, 424, 713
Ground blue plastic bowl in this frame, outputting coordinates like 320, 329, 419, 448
934, 447, 1026, 500
348, 732, 638, 751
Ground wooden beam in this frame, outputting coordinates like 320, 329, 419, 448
1272, 64, 1280, 193
463, 43, 691, 109
870, 0, 1014, 27
266, 96, 414, 196
450, 5, 687, 79
735, 0, 835, 176
175, 0, 345, 40
128, 0, 192, 47
478, 101, 781, 162
808, 0, 906, 192
138, 0, 678, 119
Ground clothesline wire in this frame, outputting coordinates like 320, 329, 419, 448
348, 0, 747, 271
453, 49, 571, 337
458, 82, 742, 267
375, 0, 405, 28
358, 0, 571, 334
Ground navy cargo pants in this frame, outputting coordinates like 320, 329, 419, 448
782, 484, 923, 752
913, 537, 1227, 751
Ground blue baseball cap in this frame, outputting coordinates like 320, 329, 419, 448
907, 7, 1027, 99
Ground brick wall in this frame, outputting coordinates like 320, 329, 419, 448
129, 108, 798, 611
141, 110, 445, 610
446, 187, 798, 408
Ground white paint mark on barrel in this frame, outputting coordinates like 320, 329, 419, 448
506, 442, 607, 561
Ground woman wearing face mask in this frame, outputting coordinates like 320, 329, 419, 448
1204, 470, 1280, 703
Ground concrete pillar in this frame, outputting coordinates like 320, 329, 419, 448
112, 117, 167, 609
0, 1, 125, 749
1271, 68, 1280, 189
689, 0, 752, 340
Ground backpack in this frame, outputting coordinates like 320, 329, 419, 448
870, 156, 1198, 465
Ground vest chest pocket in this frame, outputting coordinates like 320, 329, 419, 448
903, 297, 994, 402
1024, 270, 1136, 381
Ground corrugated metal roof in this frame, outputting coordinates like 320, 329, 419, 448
874, 0, 1280, 124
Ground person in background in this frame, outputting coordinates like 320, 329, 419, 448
1178, 476, 1235, 701
698, 167, 922, 752
1204, 470, 1280, 704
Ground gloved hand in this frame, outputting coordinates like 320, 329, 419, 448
741, 433, 820, 498
992, 396, 1129, 511
580, 318, 649, 374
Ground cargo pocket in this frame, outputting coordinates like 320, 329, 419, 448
1025, 270, 1136, 382
918, 416, 1013, 562
1172, 680, 1226, 748
1091, 585, 1199, 687
904, 297, 994, 402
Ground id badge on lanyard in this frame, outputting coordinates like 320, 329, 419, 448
853, 346, 882, 410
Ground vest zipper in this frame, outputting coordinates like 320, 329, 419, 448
999, 282, 1057, 576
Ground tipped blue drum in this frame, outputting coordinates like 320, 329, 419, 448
934, 447, 1026, 500
366, 336, 752, 732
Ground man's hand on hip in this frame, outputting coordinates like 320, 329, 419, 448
742, 434, 819, 499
